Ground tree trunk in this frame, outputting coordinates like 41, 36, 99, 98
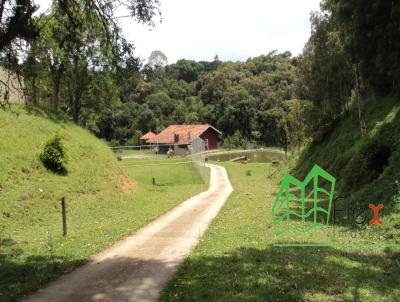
72, 101, 79, 123
31, 79, 37, 105
354, 65, 367, 136
50, 64, 64, 113
51, 78, 60, 112
72, 80, 84, 124
67, 82, 80, 124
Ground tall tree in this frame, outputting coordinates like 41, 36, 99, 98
325, 0, 400, 95
295, 10, 359, 136
23, 0, 160, 119
148, 50, 167, 68
0, 0, 38, 107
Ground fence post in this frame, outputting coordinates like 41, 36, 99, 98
152, 177, 156, 185
61, 197, 67, 237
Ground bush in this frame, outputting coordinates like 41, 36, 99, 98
222, 130, 247, 149
40, 134, 68, 174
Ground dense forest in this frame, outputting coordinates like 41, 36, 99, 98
1, 0, 399, 150
93, 51, 302, 149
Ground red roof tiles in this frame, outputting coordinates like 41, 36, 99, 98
140, 131, 157, 141
148, 124, 221, 144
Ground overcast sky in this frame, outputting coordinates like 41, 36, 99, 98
36, 0, 321, 64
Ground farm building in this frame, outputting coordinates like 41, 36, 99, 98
146, 124, 222, 155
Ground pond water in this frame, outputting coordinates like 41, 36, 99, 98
207, 149, 286, 163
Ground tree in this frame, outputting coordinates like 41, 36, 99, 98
294, 9, 369, 137
2, 0, 160, 109
325, 0, 400, 95
278, 117, 289, 158
148, 50, 167, 68
23, 0, 159, 123
296, 11, 353, 120
287, 99, 305, 150
166, 59, 204, 82
30, 15, 67, 112
251, 130, 262, 143
0, 0, 38, 107
317, 0, 400, 135
0, 0, 38, 51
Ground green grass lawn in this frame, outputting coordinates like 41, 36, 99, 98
120, 157, 206, 186
0, 106, 208, 302
112, 148, 153, 157
160, 162, 400, 302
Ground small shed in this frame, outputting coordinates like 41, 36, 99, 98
140, 131, 157, 144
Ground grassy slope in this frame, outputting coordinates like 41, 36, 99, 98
161, 162, 400, 301
290, 97, 400, 240
0, 105, 207, 302
161, 97, 400, 301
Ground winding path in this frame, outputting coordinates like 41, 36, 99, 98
23, 164, 233, 302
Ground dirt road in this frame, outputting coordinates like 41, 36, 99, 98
22, 163, 233, 302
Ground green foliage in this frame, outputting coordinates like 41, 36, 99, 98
325, 0, 400, 94
222, 130, 245, 149
22, 29, 298, 147
0, 0, 38, 108
166, 59, 204, 82
0, 105, 207, 301
91, 51, 297, 147
22, 0, 159, 122
295, 10, 354, 131
0, 1, 38, 51
40, 133, 68, 174
161, 162, 400, 301
291, 96, 400, 209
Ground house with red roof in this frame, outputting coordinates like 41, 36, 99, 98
147, 124, 222, 155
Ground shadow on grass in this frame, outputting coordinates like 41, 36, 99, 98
22, 104, 70, 126
41, 164, 68, 176
1, 237, 399, 302
160, 245, 400, 301
0, 238, 83, 302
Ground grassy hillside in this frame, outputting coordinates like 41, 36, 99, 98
291, 96, 400, 229
0, 105, 207, 302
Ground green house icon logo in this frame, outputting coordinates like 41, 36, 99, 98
272, 165, 336, 237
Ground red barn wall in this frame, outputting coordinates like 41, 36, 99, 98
200, 128, 219, 150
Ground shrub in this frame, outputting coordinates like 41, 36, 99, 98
40, 134, 68, 174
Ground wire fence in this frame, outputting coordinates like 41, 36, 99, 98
111, 143, 192, 159
112, 139, 208, 183
110, 144, 158, 159
188, 137, 207, 182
